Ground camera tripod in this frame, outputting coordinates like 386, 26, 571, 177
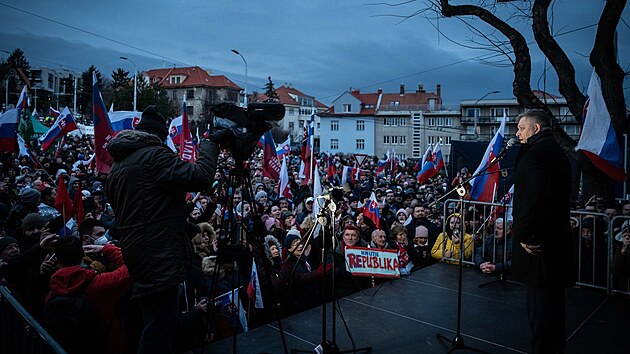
210, 164, 289, 354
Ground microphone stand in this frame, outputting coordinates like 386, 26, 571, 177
432, 150, 510, 354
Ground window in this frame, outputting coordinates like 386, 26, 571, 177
383, 136, 390, 144
357, 120, 365, 131
391, 117, 398, 126
343, 104, 352, 113
400, 136, 407, 145
170, 76, 181, 84
389, 101, 400, 106
384, 118, 390, 126
289, 122, 294, 131
331, 120, 339, 131
317, 122, 320, 130
331, 139, 339, 149
288, 108, 295, 115
172, 91, 177, 100
400, 118, 407, 126
491, 107, 509, 120
299, 120, 304, 127
187, 106, 194, 116
356, 139, 365, 150
466, 108, 480, 118
365, 104, 374, 109
562, 125, 580, 135
187, 90, 194, 99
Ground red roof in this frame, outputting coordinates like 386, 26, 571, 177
327, 88, 442, 115
532, 90, 561, 100
144, 66, 241, 90
249, 85, 328, 109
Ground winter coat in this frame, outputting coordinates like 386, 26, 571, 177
105, 130, 218, 299
511, 130, 575, 288
46, 244, 130, 354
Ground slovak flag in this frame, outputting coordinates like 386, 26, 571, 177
469, 113, 507, 202
92, 72, 116, 173
433, 141, 445, 172
326, 154, 337, 179
575, 69, 626, 182
262, 131, 281, 179
362, 192, 381, 229
390, 149, 399, 176
299, 109, 315, 185
276, 135, 291, 160
0, 85, 28, 152
109, 111, 142, 132
179, 98, 197, 163
341, 165, 359, 185
39, 107, 79, 150
375, 151, 389, 176
49, 106, 60, 118
168, 116, 184, 144
247, 259, 264, 309
277, 155, 293, 199
417, 147, 437, 184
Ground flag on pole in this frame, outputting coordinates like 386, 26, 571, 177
49, 106, 60, 118
417, 146, 438, 184
469, 113, 507, 202
312, 163, 322, 217
0, 86, 28, 152
109, 111, 142, 132
375, 151, 389, 176
433, 140, 445, 172
276, 135, 291, 160
299, 110, 315, 185
575, 69, 627, 181
362, 192, 381, 229
55, 174, 73, 222
92, 72, 115, 173
262, 131, 280, 179
277, 156, 293, 200
246, 260, 264, 309
214, 288, 248, 333
179, 98, 197, 163
39, 107, 79, 150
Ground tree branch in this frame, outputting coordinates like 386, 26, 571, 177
532, 0, 585, 124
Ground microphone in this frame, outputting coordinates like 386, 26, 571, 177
489, 138, 519, 165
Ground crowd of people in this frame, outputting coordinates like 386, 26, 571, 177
0, 119, 628, 353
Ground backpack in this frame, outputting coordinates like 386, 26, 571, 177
41, 280, 107, 354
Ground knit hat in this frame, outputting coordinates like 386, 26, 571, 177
21, 213, 46, 233
136, 105, 168, 140
255, 190, 268, 202
284, 230, 302, 248
615, 220, 630, 242
396, 208, 408, 217
265, 217, 276, 231
19, 188, 41, 208
280, 210, 294, 221
0, 236, 18, 253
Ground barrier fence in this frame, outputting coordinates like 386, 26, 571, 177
0, 286, 66, 354
439, 199, 630, 295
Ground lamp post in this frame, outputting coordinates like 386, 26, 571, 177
120, 56, 137, 112
231, 49, 248, 107
473, 90, 500, 141
1, 50, 9, 112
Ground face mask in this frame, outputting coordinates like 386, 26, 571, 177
94, 235, 109, 245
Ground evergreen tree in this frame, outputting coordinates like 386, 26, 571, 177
111, 68, 133, 111
263, 76, 279, 102
78, 66, 103, 116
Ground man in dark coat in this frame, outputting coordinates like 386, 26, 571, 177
106, 105, 225, 354
511, 110, 575, 354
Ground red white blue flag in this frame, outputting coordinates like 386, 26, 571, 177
362, 192, 381, 229
39, 107, 79, 150
276, 135, 291, 160
299, 110, 315, 185
433, 141, 445, 172
109, 111, 141, 133
376, 151, 389, 176
469, 113, 506, 202
262, 131, 280, 179
575, 69, 626, 181
417, 147, 437, 184
92, 72, 115, 173
49, 106, 60, 117
179, 98, 197, 163
246, 259, 264, 309
0, 85, 28, 152
277, 156, 293, 200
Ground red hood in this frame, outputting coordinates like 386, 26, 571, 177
49, 265, 97, 296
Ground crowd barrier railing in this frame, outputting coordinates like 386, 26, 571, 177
437, 199, 630, 296
0, 286, 66, 354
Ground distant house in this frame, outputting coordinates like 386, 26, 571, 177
459, 90, 579, 141
321, 84, 460, 162
143, 66, 242, 122
250, 84, 328, 149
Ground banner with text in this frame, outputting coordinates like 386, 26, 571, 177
344, 246, 400, 278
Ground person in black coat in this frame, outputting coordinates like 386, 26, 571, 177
511, 110, 575, 354
106, 106, 229, 354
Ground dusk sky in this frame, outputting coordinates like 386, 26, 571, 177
1, 0, 628, 106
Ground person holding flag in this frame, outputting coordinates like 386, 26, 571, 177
511, 110, 575, 354
105, 105, 234, 354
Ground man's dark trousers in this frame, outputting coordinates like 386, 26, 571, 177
526, 286, 566, 354
137, 286, 180, 354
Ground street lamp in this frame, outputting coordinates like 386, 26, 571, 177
120, 56, 137, 112
1, 50, 9, 112
231, 49, 248, 107
473, 90, 500, 140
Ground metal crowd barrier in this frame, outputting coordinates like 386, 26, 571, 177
437, 199, 630, 296
0, 286, 66, 354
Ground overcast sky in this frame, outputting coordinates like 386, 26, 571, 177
0, 0, 628, 106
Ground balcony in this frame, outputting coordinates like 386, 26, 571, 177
461, 115, 516, 125
377, 104, 460, 112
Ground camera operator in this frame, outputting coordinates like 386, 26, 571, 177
106, 105, 234, 354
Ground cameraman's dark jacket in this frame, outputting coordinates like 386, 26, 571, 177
106, 130, 218, 299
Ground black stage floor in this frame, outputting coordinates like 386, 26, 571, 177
205, 263, 630, 354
